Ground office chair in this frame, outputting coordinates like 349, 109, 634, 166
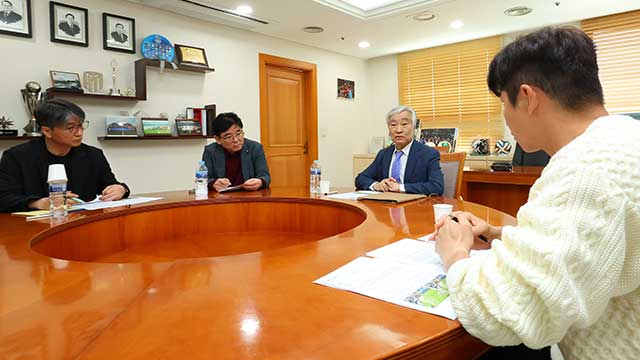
439, 152, 466, 199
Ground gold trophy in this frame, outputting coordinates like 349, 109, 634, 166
21, 81, 42, 137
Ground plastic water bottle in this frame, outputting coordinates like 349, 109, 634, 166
47, 164, 68, 220
195, 160, 208, 199
48, 179, 67, 219
310, 160, 321, 194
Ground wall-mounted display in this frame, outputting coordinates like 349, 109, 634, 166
103, 12, 135, 54
337, 78, 355, 99
49, 1, 88, 47
141, 34, 174, 62
0, 0, 31, 38
175, 44, 208, 67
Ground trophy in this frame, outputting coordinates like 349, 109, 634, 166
21, 81, 42, 137
83, 71, 104, 93
109, 59, 122, 96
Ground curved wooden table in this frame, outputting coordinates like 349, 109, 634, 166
0, 188, 516, 359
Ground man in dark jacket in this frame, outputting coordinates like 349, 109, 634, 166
0, 99, 129, 212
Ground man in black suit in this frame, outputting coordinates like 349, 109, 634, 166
58, 13, 80, 37
110, 23, 128, 44
0, 0, 22, 24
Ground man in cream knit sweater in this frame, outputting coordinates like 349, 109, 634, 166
434, 27, 639, 360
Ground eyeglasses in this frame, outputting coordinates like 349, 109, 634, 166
63, 121, 90, 133
220, 130, 244, 142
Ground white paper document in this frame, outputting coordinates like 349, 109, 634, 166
314, 256, 457, 319
73, 197, 162, 210
325, 190, 378, 200
218, 185, 243, 193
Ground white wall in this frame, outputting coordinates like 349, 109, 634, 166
0, 0, 370, 192
365, 55, 399, 148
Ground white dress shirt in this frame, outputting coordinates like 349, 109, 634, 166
371, 140, 413, 192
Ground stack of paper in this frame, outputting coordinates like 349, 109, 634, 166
314, 238, 489, 320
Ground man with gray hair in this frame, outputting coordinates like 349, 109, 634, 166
355, 105, 444, 195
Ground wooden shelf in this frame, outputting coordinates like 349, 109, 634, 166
98, 136, 215, 141
135, 59, 215, 100
45, 90, 140, 101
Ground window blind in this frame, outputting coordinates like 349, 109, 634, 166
583, 10, 640, 114
398, 36, 503, 153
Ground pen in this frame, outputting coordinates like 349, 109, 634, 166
68, 197, 85, 203
449, 215, 489, 243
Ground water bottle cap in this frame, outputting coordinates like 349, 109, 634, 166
313, 160, 319, 164
47, 164, 68, 183
198, 160, 205, 165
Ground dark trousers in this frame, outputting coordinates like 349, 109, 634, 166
478, 345, 551, 360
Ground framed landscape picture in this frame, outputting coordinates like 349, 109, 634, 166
49, 1, 88, 47
49, 70, 82, 91
141, 118, 172, 137
0, 0, 32, 38
103, 12, 135, 53
176, 119, 202, 136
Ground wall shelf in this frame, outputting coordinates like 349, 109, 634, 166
45, 90, 140, 101
98, 136, 215, 141
135, 59, 215, 100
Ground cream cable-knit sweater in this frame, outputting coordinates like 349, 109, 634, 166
447, 115, 640, 360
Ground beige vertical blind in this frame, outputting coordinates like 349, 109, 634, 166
583, 10, 640, 114
398, 36, 503, 153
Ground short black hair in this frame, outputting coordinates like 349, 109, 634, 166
115, 23, 124, 28
65, 13, 75, 20
487, 27, 604, 111
34, 99, 85, 129
2, 1, 13, 6
212, 112, 243, 136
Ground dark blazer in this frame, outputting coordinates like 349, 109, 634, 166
201, 138, 271, 188
58, 21, 80, 37
355, 141, 444, 195
110, 31, 128, 44
0, 139, 130, 212
0, 10, 21, 24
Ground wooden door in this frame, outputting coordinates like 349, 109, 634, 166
259, 54, 318, 188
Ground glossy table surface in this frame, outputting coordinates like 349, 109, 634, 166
0, 188, 516, 359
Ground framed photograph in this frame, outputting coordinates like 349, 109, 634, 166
175, 44, 209, 67
105, 115, 137, 137
49, 1, 88, 47
420, 128, 459, 152
49, 70, 82, 92
0, 0, 31, 38
102, 12, 135, 54
141, 118, 172, 137
337, 78, 355, 99
176, 119, 203, 136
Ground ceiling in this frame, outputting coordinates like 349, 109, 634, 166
129, 0, 640, 59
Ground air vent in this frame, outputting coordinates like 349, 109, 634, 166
504, 6, 533, 17
180, 0, 268, 24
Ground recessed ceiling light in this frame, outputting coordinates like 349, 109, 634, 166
449, 20, 464, 29
236, 5, 253, 14
303, 26, 324, 33
358, 41, 371, 48
410, 10, 435, 22
504, 6, 533, 16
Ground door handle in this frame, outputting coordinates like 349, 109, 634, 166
303, 141, 308, 154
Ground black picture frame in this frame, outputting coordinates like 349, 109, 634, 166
175, 44, 209, 67
102, 12, 135, 54
49, 1, 88, 47
0, 0, 31, 38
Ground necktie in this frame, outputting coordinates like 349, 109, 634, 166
391, 150, 403, 183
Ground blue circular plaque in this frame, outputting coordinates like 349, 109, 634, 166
141, 34, 175, 62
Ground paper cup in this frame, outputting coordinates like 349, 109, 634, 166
319, 180, 331, 194
433, 204, 453, 222
47, 164, 68, 183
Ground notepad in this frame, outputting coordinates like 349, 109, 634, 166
11, 210, 51, 217
357, 192, 426, 204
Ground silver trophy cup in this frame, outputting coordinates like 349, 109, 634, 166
21, 81, 42, 137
